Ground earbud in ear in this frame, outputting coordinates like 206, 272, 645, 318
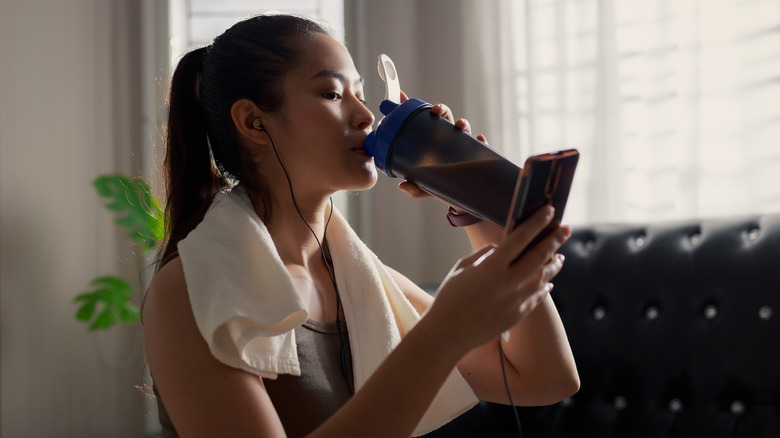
252, 118, 264, 131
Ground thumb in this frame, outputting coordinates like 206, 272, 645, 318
454, 245, 496, 271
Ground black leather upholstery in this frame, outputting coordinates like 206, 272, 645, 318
427, 213, 780, 437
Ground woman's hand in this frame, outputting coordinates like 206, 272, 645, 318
394, 93, 505, 246
424, 205, 571, 355
396, 99, 489, 201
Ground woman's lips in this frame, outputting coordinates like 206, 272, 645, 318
352, 147, 370, 157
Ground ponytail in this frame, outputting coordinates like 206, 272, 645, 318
156, 15, 331, 268
158, 47, 221, 267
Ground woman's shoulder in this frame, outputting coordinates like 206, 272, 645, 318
143, 256, 190, 329
143, 256, 208, 376
154, 255, 185, 284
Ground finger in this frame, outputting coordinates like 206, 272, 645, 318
496, 215, 570, 279
506, 226, 571, 287
398, 181, 431, 199
541, 253, 565, 283
527, 226, 571, 267
455, 118, 471, 134
431, 104, 454, 123
519, 283, 553, 315
454, 244, 497, 270
400, 90, 409, 103
476, 134, 488, 145
495, 205, 556, 261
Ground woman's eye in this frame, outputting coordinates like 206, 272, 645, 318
323, 92, 342, 100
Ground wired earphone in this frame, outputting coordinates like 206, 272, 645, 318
253, 117, 353, 394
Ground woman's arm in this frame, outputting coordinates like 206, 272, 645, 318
146, 257, 457, 437
455, 209, 580, 405
391, 223, 579, 406
145, 208, 564, 437
396, 103, 579, 405
146, 262, 466, 437
143, 258, 288, 437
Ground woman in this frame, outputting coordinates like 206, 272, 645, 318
143, 14, 579, 438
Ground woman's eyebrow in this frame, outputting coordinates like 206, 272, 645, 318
310, 69, 364, 87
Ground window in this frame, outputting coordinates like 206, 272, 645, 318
164, 0, 348, 212
170, 0, 344, 62
504, 0, 780, 224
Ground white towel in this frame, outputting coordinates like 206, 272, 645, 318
177, 187, 478, 436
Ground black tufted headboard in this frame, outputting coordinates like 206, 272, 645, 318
517, 213, 780, 437
424, 213, 780, 438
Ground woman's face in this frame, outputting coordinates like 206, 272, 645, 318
262, 32, 377, 199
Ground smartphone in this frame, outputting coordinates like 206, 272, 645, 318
505, 149, 579, 257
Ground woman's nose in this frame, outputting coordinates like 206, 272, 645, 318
354, 98, 375, 131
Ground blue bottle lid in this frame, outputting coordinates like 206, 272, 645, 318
363, 98, 431, 176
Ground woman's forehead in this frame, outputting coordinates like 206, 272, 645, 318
294, 33, 362, 85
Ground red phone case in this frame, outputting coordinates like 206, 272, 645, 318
506, 149, 579, 254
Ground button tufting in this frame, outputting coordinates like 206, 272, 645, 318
593, 306, 606, 321
635, 234, 647, 247
747, 227, 760, 241
688, 233, 701, 245
704, 304, 718, 320
583, 239, 595, 251
669, 398, 683, 413
730, 400, 746, 416
759, 305, 773, 321
614, 396, 627, 410
645, 306, 659, 320
561, 397, 573, 407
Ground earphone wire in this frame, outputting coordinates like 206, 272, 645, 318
498, 339, 523, 436
266, 127, 354, 394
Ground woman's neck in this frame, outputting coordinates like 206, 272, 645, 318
250, 188, 334, 268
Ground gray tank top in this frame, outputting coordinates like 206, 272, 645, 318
153, 319, 353, 438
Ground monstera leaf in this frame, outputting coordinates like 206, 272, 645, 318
74, 276, 141, 331
76, 174, 163, 331
93, 175, 164, 253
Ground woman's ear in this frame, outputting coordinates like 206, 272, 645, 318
230, 98, 269, 145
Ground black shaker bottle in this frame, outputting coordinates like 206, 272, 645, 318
362, 55, 520, 226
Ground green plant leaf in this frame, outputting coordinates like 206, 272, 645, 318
93, 175, 164, 252
74, 276, 140, 331
74, 295, 97, 322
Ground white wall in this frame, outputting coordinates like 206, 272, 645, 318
0, 1, 500, 434
0, 0, 147, 436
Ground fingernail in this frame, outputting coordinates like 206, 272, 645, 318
556, 253, 565, 264
545, 282, 554, 293
545, 206, 555, 219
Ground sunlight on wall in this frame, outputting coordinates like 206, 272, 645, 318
506, 0, 780, 224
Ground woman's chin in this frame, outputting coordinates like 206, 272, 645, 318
346, 166, 378, 191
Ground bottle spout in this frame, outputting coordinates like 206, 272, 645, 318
379, 99, 399, 116
377, 54, 401, 104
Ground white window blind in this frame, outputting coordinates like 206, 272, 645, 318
169, 0, 344, 64
503, 0, 780, 224
166, 0, 348, 212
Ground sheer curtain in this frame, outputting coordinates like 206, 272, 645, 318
340, 0, 780, 283
500, 0, 780, 225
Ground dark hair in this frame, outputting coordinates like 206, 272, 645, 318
158, 14, 329, 266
